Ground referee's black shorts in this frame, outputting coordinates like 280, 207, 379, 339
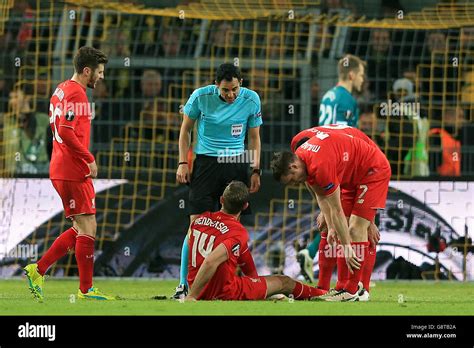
188, 154, 251, 216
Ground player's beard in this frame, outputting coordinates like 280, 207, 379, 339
87, 75, 97, 89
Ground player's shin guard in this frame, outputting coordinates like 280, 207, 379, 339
37, 227, 78, 275
292, 281, 326, 300
317, 232, 337, 290
75, 234, 95, 294
343, 242, 369, 294
361, 244, 377, 291
335, 249, 349, 291
179, 235, 189, 286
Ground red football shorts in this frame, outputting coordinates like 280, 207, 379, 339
341, 168, 391, 222
219, 276, 268, 300
51, 179, 96, 219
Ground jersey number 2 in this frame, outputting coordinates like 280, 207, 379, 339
191, 229, 216, 267
357, 185, 368, 204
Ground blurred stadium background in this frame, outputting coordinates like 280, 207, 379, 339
0, 0, 473, 284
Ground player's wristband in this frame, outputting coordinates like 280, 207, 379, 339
178, 162, 188, 166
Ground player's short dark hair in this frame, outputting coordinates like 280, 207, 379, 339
338, 54, 365, 81
216, 63, 242, 83
222, 181, 249, 214
73, 46, 108, 74
270, 151, 297, 181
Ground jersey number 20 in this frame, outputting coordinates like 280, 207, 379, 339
49, 103, 63, 143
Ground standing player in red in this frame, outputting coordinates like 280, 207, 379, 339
185, 181, 326, 301
24, 47, 116, 301
291, 125, 381, 301
271, 126, 391, 301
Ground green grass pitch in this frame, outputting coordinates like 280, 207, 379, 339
1, 278, 473, 316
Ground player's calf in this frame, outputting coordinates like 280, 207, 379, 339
265, 275, 325, 300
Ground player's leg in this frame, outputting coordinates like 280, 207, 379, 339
316, 230, 338, 289
24, 180, 79, 300
25, 225, 78, 300
325, 171, 390, 302
35, 226, 78, 276
352, 172, 390, 301
73, 213, 96, 293
64, 179, 115, 300
264, 275, 326, 300
173, 155, 220, 298
359, 239, 377, 301
73, 214, 116, 300
324, 215, 370, 302
334, 191, 355, 291
174, 214, 199, 298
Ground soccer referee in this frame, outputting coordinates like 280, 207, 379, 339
173, 63, 262, 298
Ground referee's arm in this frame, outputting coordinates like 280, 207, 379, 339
176, 114, 195, 184
248, 126, 261, 193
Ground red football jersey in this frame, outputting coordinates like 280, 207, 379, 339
187, 211, 252, 300
291, 124, 376, 153
49, 80, 94, 181
295, 130, 390, 195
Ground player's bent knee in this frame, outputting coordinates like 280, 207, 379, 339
264, 276, 285, 297
73, 214, 97, 237
280, 276, 295, 293
349, 215, 370, 241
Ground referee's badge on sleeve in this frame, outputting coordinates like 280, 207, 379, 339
231, 124, 243, 138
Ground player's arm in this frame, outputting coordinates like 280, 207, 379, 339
186, 244, 228, 301
57, 126, 94, 164
176, 114, 195, 184
304, 182, 317, 200
247, 126, 261, 193
238, 244, 258, 277
315, 186, 361, 273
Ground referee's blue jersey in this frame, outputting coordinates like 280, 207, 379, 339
183, 85, 262, 157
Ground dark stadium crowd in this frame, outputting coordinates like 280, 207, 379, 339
0, 0, 472, 177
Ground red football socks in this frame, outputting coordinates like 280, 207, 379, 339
75, 234, 95, 294
317, 233, 337, 290
292, 281, 327, 299
361, 244, 377, 291
344, 242, 369, 294
37, 227, 78, 275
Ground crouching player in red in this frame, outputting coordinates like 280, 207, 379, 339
24, 47, 117, 301
271, 126, 391, 301
185, 181, 326, 301
291, 124, 381, 301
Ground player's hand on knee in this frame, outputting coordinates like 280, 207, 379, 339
345, 245, 361, 274
176, 163, 190, 184
316, 212, 327, 232
86, 161, 98, 178
327, 228, 337, 245
368, 223, 380, 247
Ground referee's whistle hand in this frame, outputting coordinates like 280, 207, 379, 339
249, 174, 260, 193
176, 164, 190, 184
